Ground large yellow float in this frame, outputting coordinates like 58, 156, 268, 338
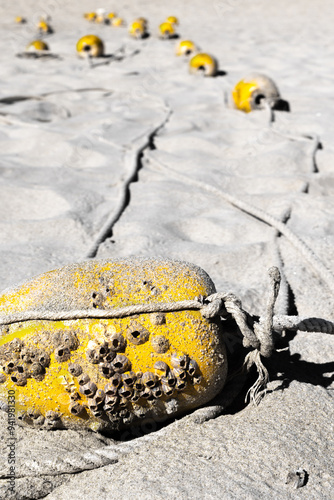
0, 258, 227, 432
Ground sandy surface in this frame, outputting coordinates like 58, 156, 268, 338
0, 0, 333, 498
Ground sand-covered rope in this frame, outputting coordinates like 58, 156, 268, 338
85, 109, 172, 259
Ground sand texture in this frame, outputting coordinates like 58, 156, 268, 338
0, 0, 333, 498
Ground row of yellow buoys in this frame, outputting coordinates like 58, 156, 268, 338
16, 12, 284, 113
84, 9, 124, 26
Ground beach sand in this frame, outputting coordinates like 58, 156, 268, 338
0, 1, 333, 498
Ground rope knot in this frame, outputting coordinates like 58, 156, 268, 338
200, 267, 281, 404
200, 294, 226, 318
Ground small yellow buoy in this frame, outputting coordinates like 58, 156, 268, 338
159, 21, 176, 39
15, 16, 26, 24
0, 258, 227, 432
76, 35, 104, 58
232, 74, 281, 113
95, 15, 105, 24
112, 17, 124, 27
189, 53, 218, 77
135, 17, 148, 29
175, 40, 197, 57
37, 20, 53, 34
129, 20, 147, 39
107, 12, 117, 20
84, 12, 97, 22
95, 8, 107, 24
166, 15, 179, 26
26, 40, 49, 52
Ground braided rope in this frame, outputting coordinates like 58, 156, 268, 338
0, 299, 203, 326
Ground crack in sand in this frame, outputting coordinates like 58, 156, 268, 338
85, 108, 172, 258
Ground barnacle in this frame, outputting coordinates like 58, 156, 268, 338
154, 360, 169, 376
0, 258, 227, 432
122, 371, 137, 386
68, 363, 83, 377
79, 381, 97, 397
99, 362, 114, 378
76, 35, 104, 58
55, 346, 71, 362
189, 53, 218, 77
170, 353, 189, 370
26, 40, 49, 52
127, 322, 149, 345
151, 334, 169, 353
187, 359, 199, 376
109, 333, 126, 352
141, 371, 158, 388
112, 354, 131, 373
232, 73, 281, 113
175, 40, 197, 57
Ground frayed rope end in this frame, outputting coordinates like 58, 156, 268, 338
243, 350, 269, 405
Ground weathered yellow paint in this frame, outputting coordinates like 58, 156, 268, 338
0, 259, 227, 432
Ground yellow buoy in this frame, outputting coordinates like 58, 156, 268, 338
37, 20, 53, 34
95, 8, 107, 24
175, 40, 197, 57
129, 20, 147, 39
232, 74, 281, 113
0, 258, 227, 432
76, 35, 104, 58
166, 15, 179, 26
26, 40, 49, 52
15, 16, 26, 24
135, 17, 148, 28
159, 21, 176, 39
112, 17, 124, 27
107, 12, 117, 20
84, 12, 97, 22
189, 53, 218, 77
